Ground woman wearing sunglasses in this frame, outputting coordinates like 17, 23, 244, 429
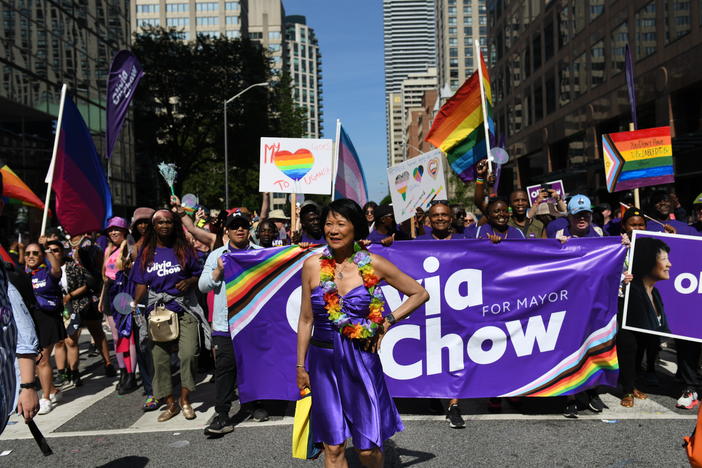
24, 242, 65, 415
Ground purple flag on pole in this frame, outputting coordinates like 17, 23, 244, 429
105, 50, 144, 159
625, 44, 638, 130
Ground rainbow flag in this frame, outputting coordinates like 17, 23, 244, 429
0, 165, 46, 211
425, 52, 494, 182
602, 126, 674, 192
50, 95, 113, 235
333, 124, 368, 206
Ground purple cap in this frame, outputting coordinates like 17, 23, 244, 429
104, 216, 129, 232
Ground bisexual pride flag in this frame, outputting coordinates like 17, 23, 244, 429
333, 124, 368, 206
50, 95, 113, 235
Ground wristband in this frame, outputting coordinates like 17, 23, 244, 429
475, 178, 485, 185
19, 382, 34, 389
296, 364, 305, 368
178, 210, 187, 218
384, 314, 397, 325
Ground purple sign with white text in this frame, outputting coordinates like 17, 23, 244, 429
526, 180, 565, 206
224, 238, 626, 403
105, 50, 144, 159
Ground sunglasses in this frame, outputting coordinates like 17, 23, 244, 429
429, 199, 449, 206
48, 248, 62, 253
25, 251, 42, 256
228, 222, 251, 231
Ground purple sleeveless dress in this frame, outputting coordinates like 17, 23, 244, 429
308, 285, 404, 450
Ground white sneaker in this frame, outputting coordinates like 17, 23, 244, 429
676, 390, 699, 409
49, 390, 61, 405
38, 398, 52, 415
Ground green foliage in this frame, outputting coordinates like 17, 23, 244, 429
379, 193, 392, 205
131, 27, 307, 210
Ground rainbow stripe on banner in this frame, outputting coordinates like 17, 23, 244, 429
225, 245, 317, 336
501, 316, 619, 397
425, 53, 494, 182
602, 126, 674, 192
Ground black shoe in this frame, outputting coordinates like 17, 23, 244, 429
71, 369, 83, 387
88, 343, 98, 357
446, 404, 465, 428
53, 369, 68, 387
564, 400, 578, 419
104, 363, 117, 378
252, 404, 269, 422
204, 413, 234, 436
587, 391, 606, 413
116, 368, 127, 391
118, 373, 138, 395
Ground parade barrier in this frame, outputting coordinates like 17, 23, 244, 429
223, 238, 626, 403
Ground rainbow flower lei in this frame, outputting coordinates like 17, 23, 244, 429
319, 242, 386, 340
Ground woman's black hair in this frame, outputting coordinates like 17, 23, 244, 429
362, 201, 378, 213
632, 237, 670, 280
257, 218, 277, 233
486, 196, 509, 214
45, 240, 64, 251
321, 199, 369, 241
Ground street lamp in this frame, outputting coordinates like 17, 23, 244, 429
223, 81, 270, 208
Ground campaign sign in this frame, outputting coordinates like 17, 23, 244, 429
623, 231, 702, 343
259, 137, 333, 195
386, 149, 448, 223
526, 180, 565, 206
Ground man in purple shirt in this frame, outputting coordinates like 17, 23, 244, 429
297, 203, 326, 244
366, 204, 410, 244
548, 195, 603, 239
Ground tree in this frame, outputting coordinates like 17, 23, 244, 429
131, 28, 307, 209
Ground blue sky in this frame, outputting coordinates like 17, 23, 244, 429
283, 0, 388, 202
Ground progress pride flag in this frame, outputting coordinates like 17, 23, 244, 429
223, 238, 626, 403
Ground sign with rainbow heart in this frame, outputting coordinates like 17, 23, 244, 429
386, 149, 447, 223
259, 137, 333, 194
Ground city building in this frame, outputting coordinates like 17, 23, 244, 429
0, 0, 136, 231
489, 0, 702, 205
397, 67, 437, 164
383, 0, 436, 165
435, 0, 489, 92
284, 15, 323, 139
131, 0, 248, 41
247, 0, 283, 72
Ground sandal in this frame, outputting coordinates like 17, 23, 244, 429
632, 389, 648, 400
157, 404, 180, 422
620, 394, 634, 407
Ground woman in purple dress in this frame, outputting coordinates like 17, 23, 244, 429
296, 199, 428, 468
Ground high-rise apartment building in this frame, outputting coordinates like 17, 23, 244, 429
490, 0, 702, 204
284, 15, 323, 139
435, 0, 489, 92
383, 0, 436, 166
247, 0, 284, 72
131, 0, 248, 41
1, 0, 136, 225
397, 67, 437, 164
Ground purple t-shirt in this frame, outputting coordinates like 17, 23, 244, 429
300, 231, 326, 244
29, 266, 62, 312
130, 247, 203, 312
646, 219, 697, 236
555, 225, 603, 238
545, 217, 569, 238
466, 224, 525, 239
415, 232, 460, 240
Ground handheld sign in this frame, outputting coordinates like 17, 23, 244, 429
526, 180, 565, 207
259, 137, 333, 195
602, 126, 674, 192
386, 149, 447, 222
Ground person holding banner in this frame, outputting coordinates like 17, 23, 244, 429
549, 195, 603, 239
465, 198, 525, 241
367, 205, 410, 245
296, 199, 428, 468
645, 192, 695, 236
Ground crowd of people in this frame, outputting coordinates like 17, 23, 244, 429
3, 160, 702, 464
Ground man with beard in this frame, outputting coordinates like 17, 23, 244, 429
645, 191, 696, 235
507, 189, 545, 239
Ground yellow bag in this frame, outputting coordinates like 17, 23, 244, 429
292, 388, 321, 460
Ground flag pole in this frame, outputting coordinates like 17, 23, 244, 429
41, 83, 68, 236
331, 119, 341, 201
474, 40, 493, 175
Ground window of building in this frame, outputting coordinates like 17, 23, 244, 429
465, 57, 473, 69
199, 31, 218, 37
636, 2, 657, 59
450, 57, 458, 66
138, 18, 160, 27
226, 30, 240, 38
448, 6, 457, 15
590, 0, 605, 20
464, 26, 473, 35
450, 47, 458, 57
448, 17, 457, 26
479, 26, 487, 35
511, 53, 521, 88
573, 1, 586, 34
590, 39, 605, 87
450, 79, 459, 88
558, 60, 571, 107
665, 1, 691, 43
269, 31, 281, 40
249, 32, 263, 39
166, 3, 188, 13
448, 27, 457, 35
465, 46, 473, 57
610, 21, 628, 75
167, 18, 189, 27
572, 52, 587, 97
479, 15, 487, 25
449, 37, 458, 46
532, 33, 541, 71
534, 82, 543, 122
226, 16, 238, 25
225, 2, 240, 11
136, 4, 158, 14
197, 17, 218, 26
269, 44, 281, 52
196, 3, 218, 12
558, 5, 571, 47
544, 21, 554, 62
450, 68, 459, 78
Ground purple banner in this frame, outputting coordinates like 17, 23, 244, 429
105, 50, 144, 159
624, 231, 702, 342
224, 238, 626, 403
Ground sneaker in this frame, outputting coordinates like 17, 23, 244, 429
143, 396, 160, 412
252, 405, 269, 422
676, 390, 699, 410
563, 400, 578, 419
49, 390, 61, 405
487, 398, 502, 413
446, 404, 465, 428
38, 398, 53, 415
587, 392, 606, 413
53, 370, 68, 387
87, 343, 98, 357
71, 369, 83, 387
204, 413, 234, 436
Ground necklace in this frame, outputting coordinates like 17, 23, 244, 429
319, 242, 386, 340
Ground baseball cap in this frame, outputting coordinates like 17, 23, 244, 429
226, 211, 251, 230
567, 194, 592, 216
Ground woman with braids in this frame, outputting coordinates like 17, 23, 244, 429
296, 199, 428, 468
131, 209, 211, 422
